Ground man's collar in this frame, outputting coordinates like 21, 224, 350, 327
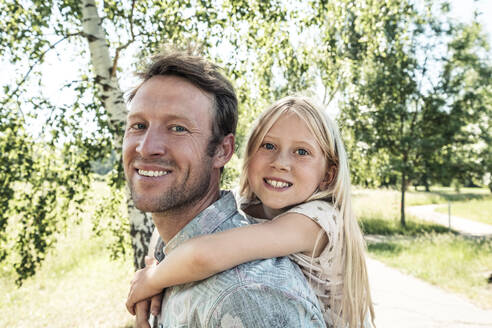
159, 190, 237, 256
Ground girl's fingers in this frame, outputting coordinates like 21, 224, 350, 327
150, 293, 163, 317
135, 300, 151, 328
126, 296, 136, 315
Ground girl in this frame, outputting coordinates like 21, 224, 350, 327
126, 96, 375, 328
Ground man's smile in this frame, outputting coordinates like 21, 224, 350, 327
137, 169, 171, 177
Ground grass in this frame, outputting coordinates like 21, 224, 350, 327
2, 184, 491, 326
407, 186, 490, 205
354, 187, 492, 309
0, 224, 135, 328
368, 234, 492, 309
359, 216, 451, 236
0, 181, 136, 328
353, 188, 454, 234
434, 198, 492, 225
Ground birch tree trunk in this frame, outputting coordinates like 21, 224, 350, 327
80, 0, 154, 269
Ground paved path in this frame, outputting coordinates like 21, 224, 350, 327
407, 204, 492, 237
367, 258, 492, 328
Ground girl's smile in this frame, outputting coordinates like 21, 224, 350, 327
263, 177, 293, 190
247, 112, 328, 218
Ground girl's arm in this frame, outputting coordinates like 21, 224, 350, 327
126, 212, 327, 314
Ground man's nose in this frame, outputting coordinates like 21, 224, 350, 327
135, 126, 167, 158
270, 151, 291, 171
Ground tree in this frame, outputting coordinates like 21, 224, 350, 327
0, 0, 342, 282
340, 0, 491, 225
439, 21, 492, 190
1, 0, 254, 281
4, 0, 487, 282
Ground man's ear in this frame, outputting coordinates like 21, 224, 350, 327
319, 165, 337, 191
213, 133, 235, 169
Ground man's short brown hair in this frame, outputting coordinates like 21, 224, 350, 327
128, 48, 238, 156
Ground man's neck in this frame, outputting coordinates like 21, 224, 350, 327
152, 186, 221, 243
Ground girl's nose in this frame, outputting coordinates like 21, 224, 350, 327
270, 152, 291, 171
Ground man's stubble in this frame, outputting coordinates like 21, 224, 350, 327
129, 155, 213, 215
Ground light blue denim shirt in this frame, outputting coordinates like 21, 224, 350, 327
152, 191, 326, 328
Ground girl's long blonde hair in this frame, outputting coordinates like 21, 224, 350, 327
239, 96, 375, 328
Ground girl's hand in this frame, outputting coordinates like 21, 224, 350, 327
126, 256, 163, 315
134, 299, 150, 328
134, 294, 163, 328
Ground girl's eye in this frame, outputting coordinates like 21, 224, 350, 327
171, 125, 188, 133
296, 148, 309, 156
262, 143, 275, 150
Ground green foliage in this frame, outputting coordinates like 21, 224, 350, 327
92, 180, 131, 260
0, 0, 250, 281
90, 150, 118, 176
340, 0, 492, 225
438, 22, 492, 189
1, 0, 490, 282
220, 154, 241, 191
0, 112, 31, 264
0, 211, 134, 327
0, 130, 93, 283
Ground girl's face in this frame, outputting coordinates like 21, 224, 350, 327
248, 112, 328, 218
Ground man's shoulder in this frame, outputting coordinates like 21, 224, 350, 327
222, 258, 318, 304
201, 257, 325, 327
211, 207, 315, 299
158, 199, 325, 326
160, 256, 325, 327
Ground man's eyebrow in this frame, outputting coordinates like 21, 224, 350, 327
126, 112, 194, 125
126, 112, 142, 120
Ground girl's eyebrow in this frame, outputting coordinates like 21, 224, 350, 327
293, 141, 318, 151
264, 133, 318, 150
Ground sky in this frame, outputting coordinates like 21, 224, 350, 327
449, 1, 491, 46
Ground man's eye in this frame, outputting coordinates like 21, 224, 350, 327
131, 123, 146, 130
171, 125, 188, 133
261, 143, 275, 150
296, 148, 309, 156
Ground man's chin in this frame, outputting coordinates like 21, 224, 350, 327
132, 193, 191, 214
132, 196, 168, 213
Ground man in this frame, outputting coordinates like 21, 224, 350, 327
122, 49, 326, 327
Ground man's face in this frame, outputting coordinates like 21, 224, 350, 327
123, 75, 216, 213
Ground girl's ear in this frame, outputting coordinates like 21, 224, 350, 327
319, 165, 337, 191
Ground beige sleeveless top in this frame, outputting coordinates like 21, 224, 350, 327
241, 199, 345, 326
